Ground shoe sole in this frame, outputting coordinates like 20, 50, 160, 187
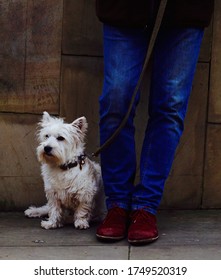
96, 233, 125, 241
128, 235, 159, 245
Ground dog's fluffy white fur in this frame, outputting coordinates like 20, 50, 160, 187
25, 112, 104, 229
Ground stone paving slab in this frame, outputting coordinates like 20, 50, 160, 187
130, 245, 221, 260
0, 212, 127, 247
0, 210, 221, 260
0, 246, 128, 260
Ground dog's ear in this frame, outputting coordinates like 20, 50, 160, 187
72, 117, 88, 134
42, 111, 52, 123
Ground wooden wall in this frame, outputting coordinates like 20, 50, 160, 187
0, 0, 220, 211
203, 0, 221, 208
0, 0, 63, 210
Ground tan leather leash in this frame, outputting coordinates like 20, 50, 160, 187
92, 0, 168, 157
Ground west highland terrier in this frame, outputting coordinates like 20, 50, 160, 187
25, 112, 104, 229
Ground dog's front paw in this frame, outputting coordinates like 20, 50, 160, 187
41, 220, 63, 229
74, 219, 89, 229
24, 206, 39, 218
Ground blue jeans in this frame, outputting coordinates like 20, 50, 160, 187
99, 24, 204, 214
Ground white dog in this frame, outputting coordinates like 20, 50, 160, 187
25, 112, 103, 229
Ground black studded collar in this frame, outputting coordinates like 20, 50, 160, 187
59, 154, 86, 171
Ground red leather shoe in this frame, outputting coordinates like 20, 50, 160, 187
128, 209, 159, 244
96, 207, 128, 241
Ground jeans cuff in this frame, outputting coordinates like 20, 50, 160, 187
106, 201, 130, 211
131, 205, 157, 215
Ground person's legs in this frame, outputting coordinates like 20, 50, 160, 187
99, 24, 149, 211
97, 24, 150, 240
131, 27, 204, 215
97, 24, 204, 243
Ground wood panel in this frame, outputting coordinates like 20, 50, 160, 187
61, 55, 103, 154
208, 0, 221, 122
0, 0, 63, 114
199, 23, 213, 63
0, 114, 45, 210
0, 0, 26, 107
24, 0, 62, 114
203, 124, 221, 208
62, 0, 103, 56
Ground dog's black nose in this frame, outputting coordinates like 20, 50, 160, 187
44, 146, 52, 154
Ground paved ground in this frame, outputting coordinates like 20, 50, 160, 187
0, 210, 221, 260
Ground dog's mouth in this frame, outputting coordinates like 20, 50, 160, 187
44, 152, 54, 157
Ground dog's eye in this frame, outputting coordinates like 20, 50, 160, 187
57, 136, 65, 141
45, 135, 49, 139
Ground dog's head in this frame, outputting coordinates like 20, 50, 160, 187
37, 112, 88, 166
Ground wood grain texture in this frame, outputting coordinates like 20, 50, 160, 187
0, 0, 63, 114
0, 0, 27, 108
203, 124, 221, 208
0, 113, 45, 210
61, 55, 103, 154
208, 0, 221, 122
62, 0, 103, 56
